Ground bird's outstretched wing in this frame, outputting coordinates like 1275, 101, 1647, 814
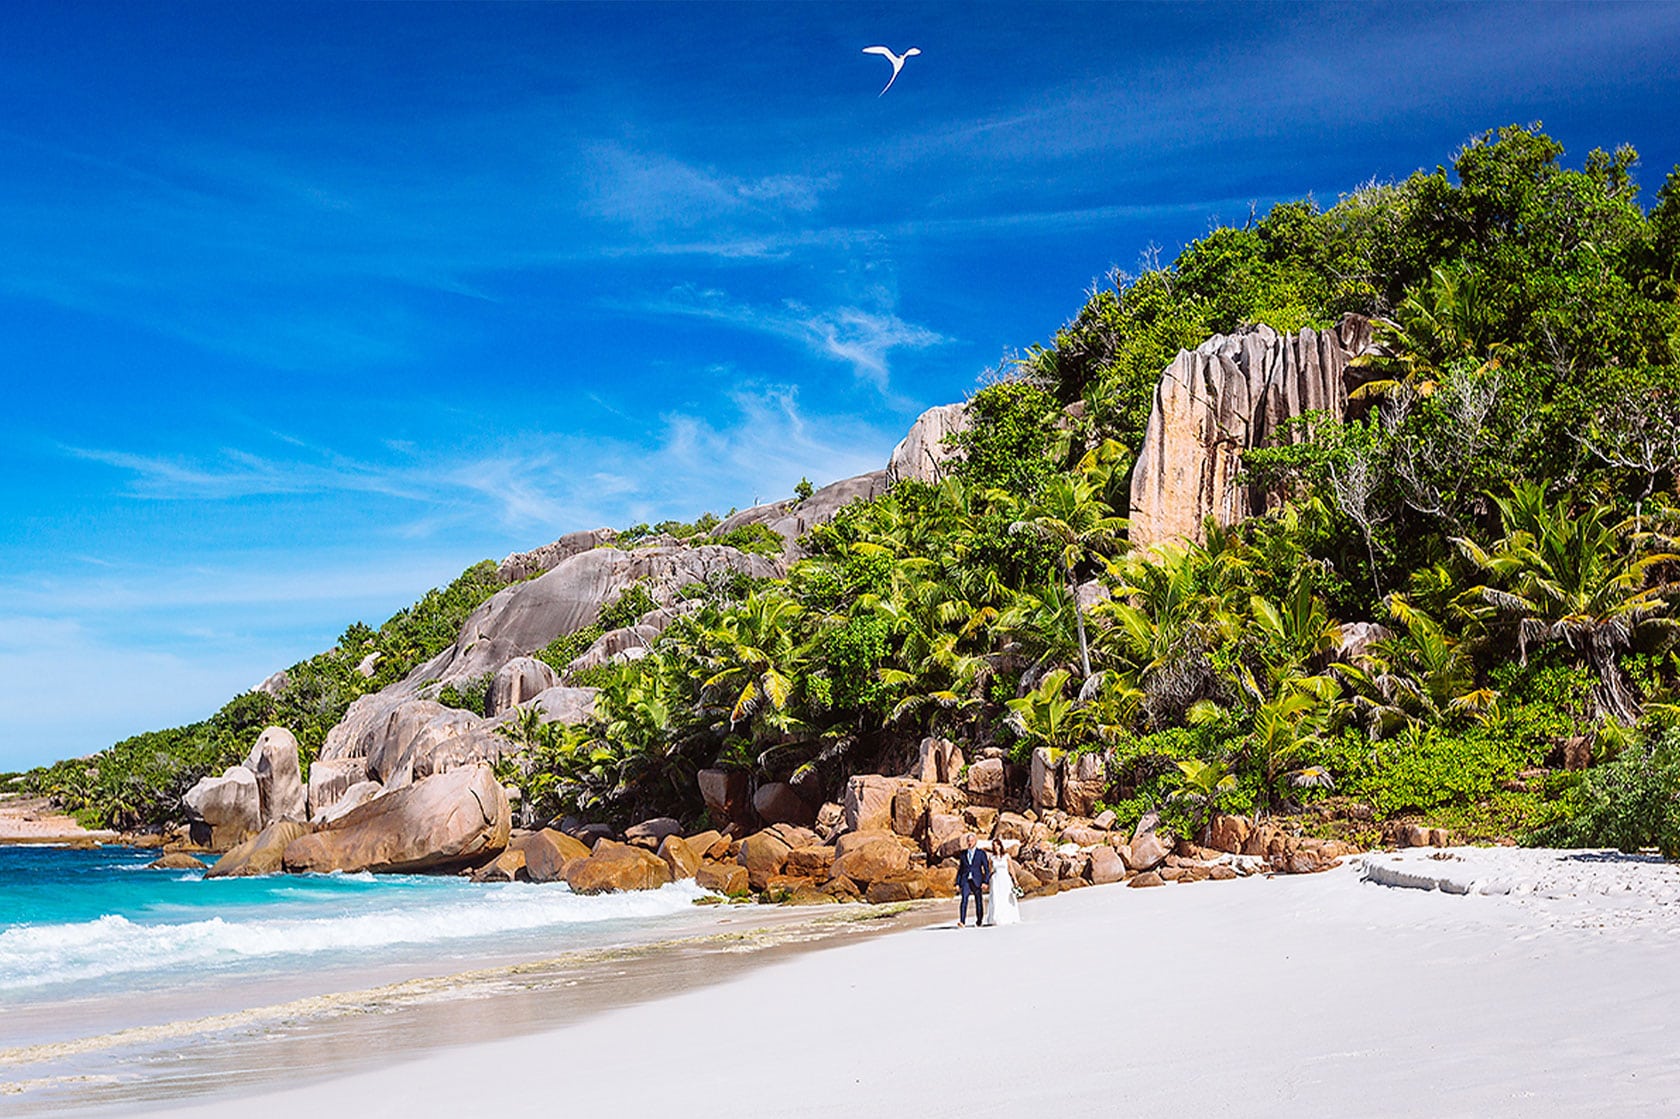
861, 45, 895, 59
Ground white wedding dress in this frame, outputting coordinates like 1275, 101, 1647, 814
987, 854, 1022, 926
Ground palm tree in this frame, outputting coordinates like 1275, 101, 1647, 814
1008, 474, 1126, 679
1455, 483, 1679, 722
1349, 263, 1504, 404
1006, 668, 1091, 752
1168, 757, 1238, 844
695, 591, 807, 730
1334, 595, 1497, 738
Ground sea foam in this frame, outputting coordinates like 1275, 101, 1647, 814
0, 878, 710, 993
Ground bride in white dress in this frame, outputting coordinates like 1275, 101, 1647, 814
986, 838, 1022, 926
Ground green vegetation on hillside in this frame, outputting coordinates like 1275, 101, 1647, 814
517, 126, 1680, 846
26, 125, 1680, 849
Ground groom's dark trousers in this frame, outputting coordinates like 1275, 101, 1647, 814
956, 848, 992, 925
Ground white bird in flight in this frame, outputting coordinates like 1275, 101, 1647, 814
862, 45, 921, 96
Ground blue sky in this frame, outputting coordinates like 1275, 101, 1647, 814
3, 1, 1678, 770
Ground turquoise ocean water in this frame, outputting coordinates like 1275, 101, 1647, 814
0, 844, 710, 1027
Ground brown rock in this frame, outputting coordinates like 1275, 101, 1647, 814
696, 862, 750, 896
183, 766, 262, 851
814, 802, 846, 841
1092, 809, 1118, 830
1124, 831, 1168, 872
965, 757, 1005, 807
1207, 814, 1253, 855
831, 831, 910, 885
762, 873, 816, 901
206, 820, 311, 879
564, 840, 673, 893
783, 886, 835, 906
698, 768, 752, 832
995, 812, 1035, 844
658, 834, 700, 880
820, 875, 862, 901
922, 864, 959, 898
844, 774, 902, 833
892, 783, 933, 838
1129, 316, 1372, 548
1242, 823, 1283, 858
963, 806, 998, 836
865, 871, 930, 904
1061, 751, 1106, 816
753, 781, 817, 827
1209, 864, 1238, 881
281, 764, 510, 875
470, 847, 527, 882
147, 852, 208, 870
739, 829, 793, 890
1128, 870, 1165, 888
786, 845, 835, 880
624, 817, 683, 850
924, 813, 967, 860
1029, 747, 1061, 812
1158, 865, 1185, 881
244, 726, 307, 829
1087, 845, 1125, 885
684, 830, 723, 860
915, 737, 966, 785
1061, 826, 1106, 848
516, 828, 593, 882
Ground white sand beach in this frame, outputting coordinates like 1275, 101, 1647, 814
99, 849, 1680, 1119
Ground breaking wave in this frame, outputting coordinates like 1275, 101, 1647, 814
0, 878, 709, 992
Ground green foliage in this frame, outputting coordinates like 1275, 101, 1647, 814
436, 674, 493, 716
794, 477, 814, 502
708, 522, 786, 557
1526, 726, 1680, 856
949, 380, 1064, 499
599, 582, 660, 631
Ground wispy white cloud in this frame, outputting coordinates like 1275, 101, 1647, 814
633, 287, 946, 392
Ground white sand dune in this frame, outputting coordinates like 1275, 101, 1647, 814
134, 850, 1680, 1118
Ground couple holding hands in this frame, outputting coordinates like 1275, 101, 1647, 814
954, 833, 1022, 927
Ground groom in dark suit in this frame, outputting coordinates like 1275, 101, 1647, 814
956, 833, 993, 927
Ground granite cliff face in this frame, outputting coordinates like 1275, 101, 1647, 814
1128, 315, 1375, 550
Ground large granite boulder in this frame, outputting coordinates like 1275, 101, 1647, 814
844, 775, 902, 834
887, 403, 969, 483
1029, 748, 1061, 813
244, 727, 306, 829
515, 828, 592, 882
405, 544, 782, 690
831, 830, 910, 885
564, 840, 673, 893
1061, 752, 1106, 817
698, 768, 753, 833
486, 657, 558, 717
207, 820, 310, 879
183, 766, 262, 850
914, 737, 964, 785
754, 781, 817, 827
313, 780, 383, 826
1129, 315, 1374, 549
281, 764, 511, 875
510, 685, 600, 727
306, 758, 366, 819
564, 624, 662, 676
739, 828, 794, 890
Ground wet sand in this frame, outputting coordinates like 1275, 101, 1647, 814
1, 900, 940, 1115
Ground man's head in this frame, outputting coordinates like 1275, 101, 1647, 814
963, 833, 978, 850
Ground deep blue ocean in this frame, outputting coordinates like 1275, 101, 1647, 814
0, 844, 708, 1014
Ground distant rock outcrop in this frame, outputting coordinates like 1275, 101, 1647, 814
1128, 315, 1374, 549
182, 765, 261, 849
888, 403, 969, 483
497, 528, 617, 581
714, 470, 892, 554
486, 656, 558, 717
244, 726, 306, 828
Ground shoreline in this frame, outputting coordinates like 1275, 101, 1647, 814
46, 849, 1680, 1119
0, 796, 119, 846
1, 898, 943, 1115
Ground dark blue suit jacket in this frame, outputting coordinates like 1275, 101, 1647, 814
956, 848, 992, 891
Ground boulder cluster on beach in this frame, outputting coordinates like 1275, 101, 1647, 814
178, 726, 1381, 902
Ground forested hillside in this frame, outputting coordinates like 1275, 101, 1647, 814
23, 125, 1680, 852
